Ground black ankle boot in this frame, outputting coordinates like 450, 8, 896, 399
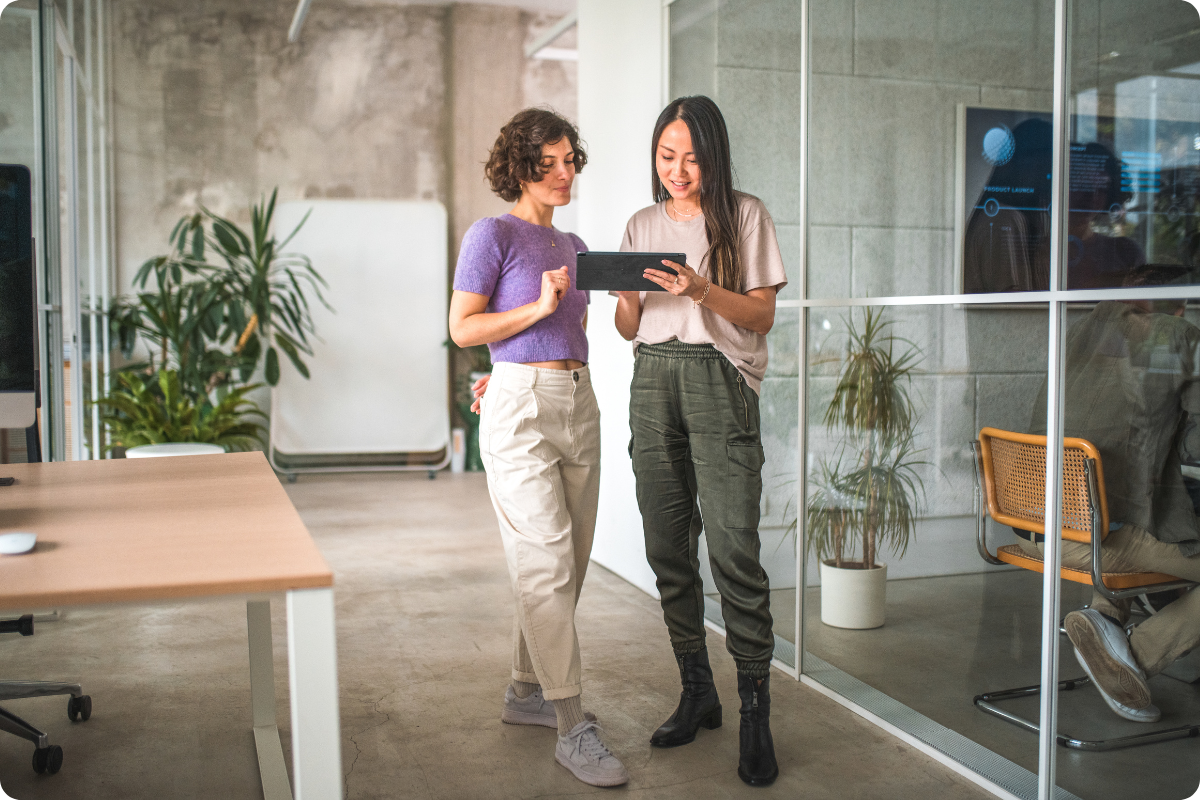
650, 648, 722, 747
737, 672, 778, 786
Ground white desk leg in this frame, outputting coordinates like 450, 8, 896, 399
287, 588, 342, 800
247, 600, 293, 800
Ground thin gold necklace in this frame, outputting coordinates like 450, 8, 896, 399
671, 199, 701, 219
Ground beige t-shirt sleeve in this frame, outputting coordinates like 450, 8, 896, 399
739, 204, 788, 294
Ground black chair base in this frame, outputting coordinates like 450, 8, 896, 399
975, 676, 1200, 751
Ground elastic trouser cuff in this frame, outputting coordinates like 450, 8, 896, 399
736, 660, 771, 679
672, 640, 707, 657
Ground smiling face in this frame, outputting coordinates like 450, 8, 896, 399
520, 137, 576, 208
655, 119, 701, 207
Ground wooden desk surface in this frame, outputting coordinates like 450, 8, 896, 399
0, 452, 333, 611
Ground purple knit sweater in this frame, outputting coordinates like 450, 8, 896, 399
453, 214, 589, 364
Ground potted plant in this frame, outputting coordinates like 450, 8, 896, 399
98, 369, 265, 454
100, 189, 326, 455
806, 308, 926, 629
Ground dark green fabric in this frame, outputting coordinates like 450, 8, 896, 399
630, 340, 774, 677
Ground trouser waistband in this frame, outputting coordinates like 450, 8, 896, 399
637, 340, 724, 359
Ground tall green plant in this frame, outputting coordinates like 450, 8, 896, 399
174, 189, 329, 387
115, 189, 329, 396
806, 308, 927, 570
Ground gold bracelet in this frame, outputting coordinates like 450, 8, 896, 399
694, 277, 711, 308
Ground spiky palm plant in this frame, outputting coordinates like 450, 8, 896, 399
807, 308, 927, 570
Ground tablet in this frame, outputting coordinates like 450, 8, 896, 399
576, 252, 685, 292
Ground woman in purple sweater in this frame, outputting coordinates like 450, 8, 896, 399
448, 108, 627, 788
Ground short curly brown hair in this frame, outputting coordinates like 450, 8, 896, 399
485, 108, 587, 203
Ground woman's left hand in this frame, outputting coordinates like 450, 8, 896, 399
644, 260, 707, 301
470, 374, 490, 414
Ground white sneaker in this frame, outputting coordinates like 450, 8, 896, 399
1065, 608, 1161, 723
501, 685, 557, 728
555, 720, 630, 787
501, 685, 597, 728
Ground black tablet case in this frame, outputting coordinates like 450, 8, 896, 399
576, 252, 684, 292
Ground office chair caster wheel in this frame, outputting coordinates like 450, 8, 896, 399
67, 694, 91, 721
32, 745, 62, 775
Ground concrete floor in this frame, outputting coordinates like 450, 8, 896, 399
0, 471, 993, 799
807, 572, 1200, 800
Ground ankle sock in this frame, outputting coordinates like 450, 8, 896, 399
553, 695, 586, 733
512, 680, 538, 699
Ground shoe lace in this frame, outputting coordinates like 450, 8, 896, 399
570, 721, 613, 762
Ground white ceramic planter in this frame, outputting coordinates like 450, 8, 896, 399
125, 443, 225, 458
820, 561, 888, 630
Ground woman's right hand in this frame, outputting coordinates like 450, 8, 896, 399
535, 266, 571, 319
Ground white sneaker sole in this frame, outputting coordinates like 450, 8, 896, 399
554, 750, 630, 787
1065, 611, 1152, 709
501, 709, 557, 728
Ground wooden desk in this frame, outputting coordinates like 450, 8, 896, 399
0, 452, 341, 800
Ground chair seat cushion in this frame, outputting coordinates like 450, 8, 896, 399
996, 544, 1184, 589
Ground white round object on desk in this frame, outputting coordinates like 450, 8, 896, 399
0, 532, 37, 555
126, 443, 226, 458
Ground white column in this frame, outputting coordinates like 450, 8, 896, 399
577, 0, 666, 596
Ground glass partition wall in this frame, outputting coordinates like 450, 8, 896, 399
669, 0, 1200, 798
0, 0, 113, 462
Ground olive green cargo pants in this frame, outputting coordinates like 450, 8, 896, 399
629, 340, 774, 677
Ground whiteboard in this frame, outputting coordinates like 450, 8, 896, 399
271, 200, 449, 456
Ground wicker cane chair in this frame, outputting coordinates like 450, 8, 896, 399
970, 427, 1200, 751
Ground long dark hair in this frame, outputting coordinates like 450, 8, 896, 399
651, 96, 742, 292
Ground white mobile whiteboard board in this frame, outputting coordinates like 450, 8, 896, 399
271, 200, 449, 458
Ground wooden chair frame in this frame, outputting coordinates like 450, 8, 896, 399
970, 428, 1199, 751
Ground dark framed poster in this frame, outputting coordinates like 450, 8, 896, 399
956, 106, 1200, 294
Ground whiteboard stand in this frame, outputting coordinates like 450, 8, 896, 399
268, 200, 453, 481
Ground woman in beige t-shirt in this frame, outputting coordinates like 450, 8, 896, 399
613, 95, 786, 787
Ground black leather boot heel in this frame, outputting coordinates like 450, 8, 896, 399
650, 648, 722, 747
737, 672, 778, 786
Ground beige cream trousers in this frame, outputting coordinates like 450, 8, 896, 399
1021, 524, 1200, 677
479, 362, 600, 700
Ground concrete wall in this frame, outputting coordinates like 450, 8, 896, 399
0, 4, 38, 174
110, 0, 577, 295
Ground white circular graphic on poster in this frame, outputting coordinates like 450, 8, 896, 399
982, 126, 1016, 166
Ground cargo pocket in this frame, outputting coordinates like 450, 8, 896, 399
723, 442, 765, 529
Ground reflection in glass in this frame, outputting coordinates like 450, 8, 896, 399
1067, 1, 1200, 292
1032, 287, 1200, 799
805, 303, 1048, 780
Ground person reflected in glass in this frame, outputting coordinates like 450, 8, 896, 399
1024, 266, 1200, 723
613, 95, 787, 786
1066, 142, 1145, 289
449, 108, 629, 788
